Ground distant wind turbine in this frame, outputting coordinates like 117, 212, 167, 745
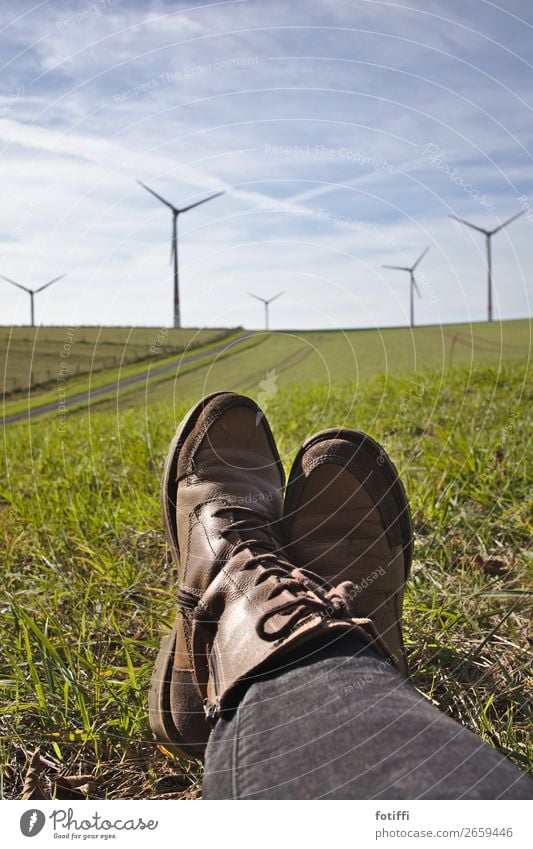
449, 211, 524, 322
382, 248, 429, 328
137, 180, 224, 329
1, 274, 65, 326
248, 291, 284, 330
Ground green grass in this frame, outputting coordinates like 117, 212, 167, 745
101, 319, 532, 414
1, 329, 248, 420
2, 320, 530, 421
1, 357, 531, 798
0, 326, 234, 399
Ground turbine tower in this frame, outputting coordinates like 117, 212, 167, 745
138, 180, 224, 328
449, 211, 524, 322
382, 247, 429, 328
1, 274, 65, 326
248, 291, 284, 330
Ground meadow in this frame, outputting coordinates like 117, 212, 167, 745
2, 319, 529, 421
0, 321, 531, 799
0, 326, 233, 398
119, 318, 530, 412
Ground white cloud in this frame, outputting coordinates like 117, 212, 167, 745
0, 0, 531, 328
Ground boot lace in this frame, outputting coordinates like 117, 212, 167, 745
216, 505, 359, 641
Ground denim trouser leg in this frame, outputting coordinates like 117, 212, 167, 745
203, 640, 533, 800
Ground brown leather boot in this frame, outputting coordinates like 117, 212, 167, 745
283, 429, 413, 675
149, 394, 387, 759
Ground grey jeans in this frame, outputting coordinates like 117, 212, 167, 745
203, 638, 533, 799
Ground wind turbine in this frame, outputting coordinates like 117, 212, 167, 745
382, 248, 429, 328
137, 180, 224, 329
248, 291, 284, 330
449, 211, 524, 322
1, 274, 65, 326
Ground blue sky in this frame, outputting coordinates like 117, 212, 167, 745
1, 0, 532, 329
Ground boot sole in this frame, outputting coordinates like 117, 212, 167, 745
149, 391, 232, 759
284, 428, 413, 670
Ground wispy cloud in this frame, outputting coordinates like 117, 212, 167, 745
0, 0, 531, 328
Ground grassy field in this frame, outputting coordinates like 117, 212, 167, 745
0, 326, 234, 398
2, 319, 529, 421
1, 329, 251, 421
130, 318, 530, 410
1, 349, 531, 798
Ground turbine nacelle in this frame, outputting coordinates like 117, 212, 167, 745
247, 291, 285, 307
137, 180, 224, 328
382, 248, 429, 327
1, 274, 66, 326
449, 211, 524, 237
449, 210, 524, 321
248, 291, 284, 330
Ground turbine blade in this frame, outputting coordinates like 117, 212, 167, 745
268, 291, 284, 303
413, 246, 430, 269
34, 274, 65, 293
382, 265, 409, 271
179, 191, 224, 214
137, 180, 177, 211
248, 292, 265, 304
492, 210, 524, 234
413, 277, 422, 298
448, 214, 487, 235
0, 274, 30, 293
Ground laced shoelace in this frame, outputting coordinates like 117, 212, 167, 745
216, 505, 358, 641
